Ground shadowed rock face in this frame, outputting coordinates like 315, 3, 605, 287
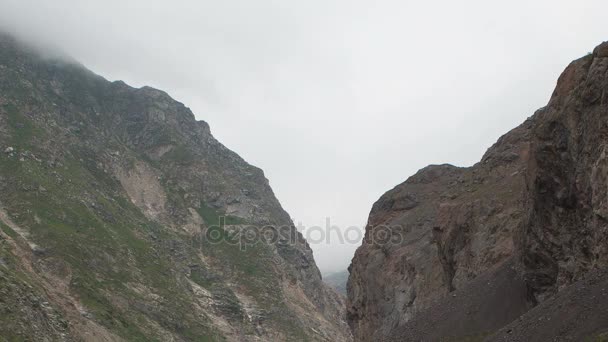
348, 42, 608, 341
487, 268, 608, 342
0, 33, 350, 341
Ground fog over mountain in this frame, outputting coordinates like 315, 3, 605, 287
2, 0, 606, 273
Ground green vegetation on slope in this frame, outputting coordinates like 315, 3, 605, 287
0, 140, 220, 340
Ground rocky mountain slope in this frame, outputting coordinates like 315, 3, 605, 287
348, 41, 608, 341
489, 267, 608, 342
0, 33, 350, 341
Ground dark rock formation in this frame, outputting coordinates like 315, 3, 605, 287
348, 42, 608, 341
0, 33, 350, 341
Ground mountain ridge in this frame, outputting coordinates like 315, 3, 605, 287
0, 32, 350, 341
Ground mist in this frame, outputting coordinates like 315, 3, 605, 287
1, 0, 607, 273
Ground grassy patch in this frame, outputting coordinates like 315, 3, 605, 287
3, 103, 42, 148
0, 222, 18, 240
162, 145, 196, 165
196, 203, 246, 227
587, 332, 608, 342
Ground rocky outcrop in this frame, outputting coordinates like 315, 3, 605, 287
522, 42, 608, 303
0, 33, 350, 341
348, 42, 608, 341
348, 125, 531, 340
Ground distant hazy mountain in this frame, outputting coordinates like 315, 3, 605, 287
324, 270, 348, 295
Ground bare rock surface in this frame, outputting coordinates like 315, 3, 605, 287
487, 268, 608, 342
348, 42, 608, 341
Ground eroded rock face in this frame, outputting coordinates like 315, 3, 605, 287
348, 42, 608, 341
348, 125, 531, 341
0, 33, 350, 341
522, 42, 608, 303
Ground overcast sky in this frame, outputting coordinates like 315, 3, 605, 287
1, 0, 607, 273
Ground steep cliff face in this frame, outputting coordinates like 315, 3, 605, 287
0, 34, 350, 341
523, 42, 608, 302
348, 42, 608, 341
348, 122, 532, 341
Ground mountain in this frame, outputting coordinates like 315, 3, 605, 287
0, 33, 350, 341
323, 271, 348, 295
347, 42, 608, 341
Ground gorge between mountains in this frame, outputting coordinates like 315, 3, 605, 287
1, 32, 608, 341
